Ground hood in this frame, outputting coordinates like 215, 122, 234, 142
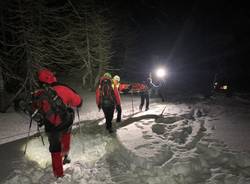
38, 69, 57, 84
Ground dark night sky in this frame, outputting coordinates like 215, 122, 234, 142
47, 0, 250, 77
118, 1, 250, 62
103, 0, 250, 91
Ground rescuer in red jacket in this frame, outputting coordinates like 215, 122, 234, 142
96, 73, 120, 133
33, 68, 82, 178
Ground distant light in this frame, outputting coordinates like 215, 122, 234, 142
155, 68, 167, 78
219, 85, 228, 90
222, 85, 228, 90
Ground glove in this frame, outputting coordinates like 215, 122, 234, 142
33, 112, 43, 123
37, 120, 44, 127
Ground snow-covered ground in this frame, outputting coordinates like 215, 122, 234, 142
1, 88, 250, 184
0, 89, 141, 145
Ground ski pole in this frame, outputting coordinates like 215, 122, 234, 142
37, 125, 45, 146
24, 109, 39, 154
76, 107, 82, 134
24, 116, 33, 154
160, 104, 168, 116
131, 91, 134, 115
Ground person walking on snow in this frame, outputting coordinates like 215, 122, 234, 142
158, 80, 167, 102
32, 68, 82, 178
112, 75, 122, 122
139, 76, 158, 111
96, 73, 121, 133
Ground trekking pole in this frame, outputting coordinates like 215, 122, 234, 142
131, 91, 134, 115
23, 109, 38, 154
37, 125, 45, 146
23, 117, 33, 154
160, 104, 168, 116
76, 107, 82, 134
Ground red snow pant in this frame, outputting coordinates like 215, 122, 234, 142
48, 131, 71, 177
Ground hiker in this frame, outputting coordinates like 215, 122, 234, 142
139, 76, 158, 111
32, 68, 82, 178
96, 73, 120, 133
158, 80, 167, 102
113, 75, 122, 122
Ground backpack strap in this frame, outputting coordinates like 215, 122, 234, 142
42, 85, 68, 123
99, 78, 115, 106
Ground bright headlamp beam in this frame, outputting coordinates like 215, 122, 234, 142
155, 68, 166, 78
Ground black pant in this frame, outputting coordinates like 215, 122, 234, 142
159, 90, 167, 102
158, 84, 167, 102
46, 109, 74, 153
140, 92, 149, 110
47, 131, 62, 153
102, 105, 115, 130
116, 105, 122, 122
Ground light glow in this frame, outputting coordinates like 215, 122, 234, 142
221, 85, 228, 90
155, 68, 167, 78
22, 137, 50, 168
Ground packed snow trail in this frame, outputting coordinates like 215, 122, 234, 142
1, 95, 250, 184
116, 102, 250, 184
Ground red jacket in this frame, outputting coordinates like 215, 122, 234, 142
96, 77, 121, 107
33, 84, 82, 127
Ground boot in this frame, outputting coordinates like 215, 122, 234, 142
139, 105, 142, 111
108, 128, 114, 133
51, 152, 64, 178
63, 155, 71, 165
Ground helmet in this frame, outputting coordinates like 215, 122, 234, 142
103, 72, 112, 79
38, 68, 57, 84
113, 75, 120, 82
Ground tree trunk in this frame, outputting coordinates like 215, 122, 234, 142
0, 6, 6, 112
86, 31, 93, 89
85, 12, 94, 90
94, 43, 104, 88
0, 66, 5, 112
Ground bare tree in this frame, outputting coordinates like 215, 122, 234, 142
66, 1, 114, 89
0, 65, 4, 112
0, 0, 116, 112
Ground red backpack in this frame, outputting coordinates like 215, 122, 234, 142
100, 78, 115, 107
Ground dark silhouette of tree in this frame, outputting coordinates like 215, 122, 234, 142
0, 0, 116, 111
64, 0, 114, 89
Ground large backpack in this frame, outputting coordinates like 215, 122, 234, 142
100, 78, 115, 107
44, 86, 67, 118
33, 85, 73, 130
